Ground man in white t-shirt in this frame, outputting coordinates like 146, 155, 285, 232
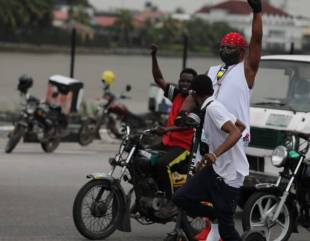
173, 75, 248, 241
179, 0, 262, 146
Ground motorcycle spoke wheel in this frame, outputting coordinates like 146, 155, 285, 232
82, 187, 114, 232
73, 180, 121, 240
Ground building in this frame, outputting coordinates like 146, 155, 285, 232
195, 0, 304, 52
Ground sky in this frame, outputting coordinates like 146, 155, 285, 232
88, 0, 310, 17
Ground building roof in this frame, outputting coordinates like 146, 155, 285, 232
197, 0, 290, 17
53, 10, 68, 21
95, 16, 117, 27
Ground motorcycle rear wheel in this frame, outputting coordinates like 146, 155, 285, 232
78, 120, 97, 146
41, 138, 60, 153
5, 124, 26, 153
73, 179, 123, 240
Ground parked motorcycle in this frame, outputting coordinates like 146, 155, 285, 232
5, 75, 67, 153
78, 84, 167, 146
242, 131, 310, 241
6, 74, 83, 153
73, 125, 204, 240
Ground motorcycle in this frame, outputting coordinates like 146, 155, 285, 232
78, 84, 167, 146
5, 76, 67, 153
242, 131, 310, 241
73, 125, 205, 240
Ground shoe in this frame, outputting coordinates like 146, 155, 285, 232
195, 218, 222, 241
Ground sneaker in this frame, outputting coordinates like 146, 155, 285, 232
195, 218, 222, 241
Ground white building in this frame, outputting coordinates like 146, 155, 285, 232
194, 0, 304, 52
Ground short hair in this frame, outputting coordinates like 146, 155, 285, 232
180, 68, 197, 78
190, 74, 214, 97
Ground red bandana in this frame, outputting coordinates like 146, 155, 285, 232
220, 32, 247, 49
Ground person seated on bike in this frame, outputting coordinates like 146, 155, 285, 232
173, 74, 247, 241
150, 44, 197, 205
101, 70, 115, 92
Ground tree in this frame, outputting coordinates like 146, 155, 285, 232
136, 18, 160, 47
175, 7, 185, 14
0, 0, 54, 33
113, 10, 134, 46
185, 17, 239, 53
160, 16, 180, 44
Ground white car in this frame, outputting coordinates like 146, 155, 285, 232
241, 55, 310, 205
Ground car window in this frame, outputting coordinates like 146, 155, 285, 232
251, 60, 310, 112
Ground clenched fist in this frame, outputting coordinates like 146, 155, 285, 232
248, 0, 262, 13
150, 44, 158, 56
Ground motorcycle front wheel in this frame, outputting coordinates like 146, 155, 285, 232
5, 124, 26, 153
73, 179, 123, 240
242, 192, 294, 241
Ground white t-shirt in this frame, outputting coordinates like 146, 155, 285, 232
201, 97, 249, 188
207, 62, 251, 145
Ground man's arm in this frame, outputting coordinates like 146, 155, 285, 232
212, 121, 242, 158
151, 44, 168, 91
235, 119, 246, 133
198, 120, 242, 168
245, 0, 263, 89
180, 95, 197, 112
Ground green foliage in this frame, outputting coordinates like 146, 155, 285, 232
184, 17, 239, 54
67, 0, 92, 26
0, 0, 54, 33
113, 10, 134, 46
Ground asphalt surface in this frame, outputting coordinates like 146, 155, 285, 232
0, 136, 309, 241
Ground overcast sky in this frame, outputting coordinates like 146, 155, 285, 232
88, 0, 310, 17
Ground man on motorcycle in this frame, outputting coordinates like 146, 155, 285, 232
151, 45, 197, 212
173, 74, 247, 241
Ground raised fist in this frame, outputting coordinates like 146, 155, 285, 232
248, 0, 262, 13
150, 44, 158, 56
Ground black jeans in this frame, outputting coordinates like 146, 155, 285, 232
173, 165, 241, 241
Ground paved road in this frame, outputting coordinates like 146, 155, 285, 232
0, 139, 308, 241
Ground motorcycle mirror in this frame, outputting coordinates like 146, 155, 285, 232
126, 85, 132, 92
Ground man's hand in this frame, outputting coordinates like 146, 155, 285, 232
154, 126, 166, 136
248, 0, 262, 13
195, 153, 216, 173
150, 44, 158, 56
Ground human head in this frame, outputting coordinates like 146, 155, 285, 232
178, 68, 197, 95
220, 32, 247, 66
189, 74, 214, 107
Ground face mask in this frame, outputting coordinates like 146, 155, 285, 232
219, 46, 241, 66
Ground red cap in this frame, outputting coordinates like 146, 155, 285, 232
220, 32, 247, 49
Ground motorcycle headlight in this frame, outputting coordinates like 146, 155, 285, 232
271, 145, 287, 167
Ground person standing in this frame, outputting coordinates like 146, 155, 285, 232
181, 0, 263, 146
173, 75, 247, 241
